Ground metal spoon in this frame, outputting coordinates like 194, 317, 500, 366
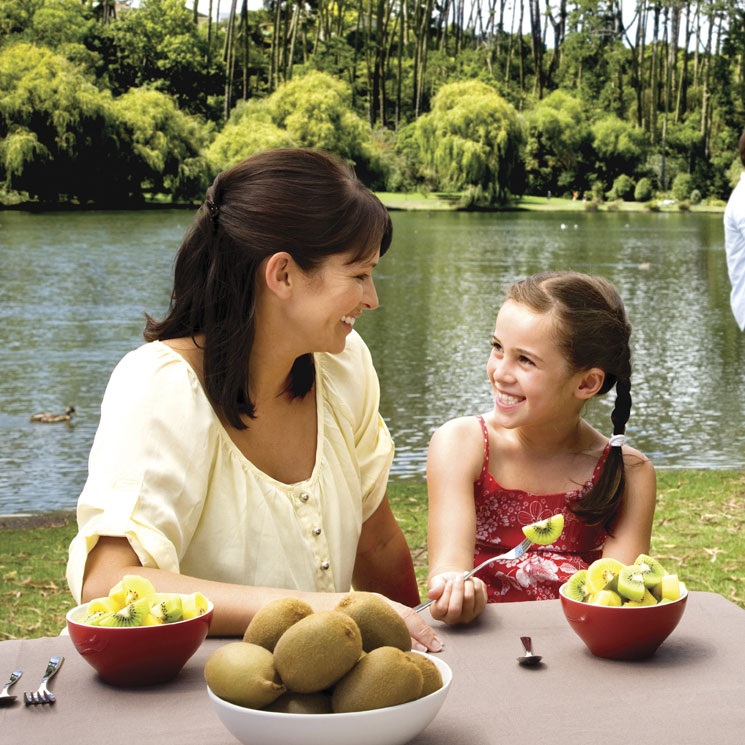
0, 670, 22, 704
517, 636, 543, 666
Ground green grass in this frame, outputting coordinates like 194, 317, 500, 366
2, 470, 743, 639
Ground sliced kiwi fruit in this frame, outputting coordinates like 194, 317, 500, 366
590, 589, 623, 607
150, 595, 184, 624
335, 592, 411, 652
332, 646, 424, 713
98, 597, 151, 627
273, 610, 363, 693
623, 589, 657, 607
404, 652, 443, 697
661, 574, 682, 601
617, 565, 646, 602
521, 513, 564, 545
87, 596, 119, 615
633, 554, 666, 588
244, 597, 314, 651
586, 557, 624, 593
182, 591, 210, 619
564, 570, 592, 602
204, 642, 285, 709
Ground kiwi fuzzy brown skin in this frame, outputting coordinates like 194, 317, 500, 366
243, 597, 314, 651
404, 652, 443, 697
331, 646, 424, 713
204, 642, 286, 709
335, 592, 412, 652
263, 692, 333, 714
273, 610, 363, 693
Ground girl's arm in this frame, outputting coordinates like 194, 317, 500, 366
426, 418, 488, 625
601, 448, 657, 565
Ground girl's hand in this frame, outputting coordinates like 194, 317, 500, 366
427, 572, 487, 625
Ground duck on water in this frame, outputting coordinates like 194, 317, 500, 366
30, 406, 76, 423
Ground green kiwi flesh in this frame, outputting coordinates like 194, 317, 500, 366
97, 597, 150, 627
633, 554, 666, 588
522, 514, 564, 545
617, 565, 646, 602
564, 570, 592, 602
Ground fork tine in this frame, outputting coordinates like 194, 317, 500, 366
23, 691, 32, 706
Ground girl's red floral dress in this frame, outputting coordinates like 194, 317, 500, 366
473, 415, 609, 602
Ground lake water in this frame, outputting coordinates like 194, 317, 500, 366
1, 208, 743, 514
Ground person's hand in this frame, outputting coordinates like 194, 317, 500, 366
385, 598, 443, 653
426, 572, 487, 625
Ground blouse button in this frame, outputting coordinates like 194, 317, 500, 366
312, 527, 322, 536
320, 561, 330, 570
299, 492, 310, 502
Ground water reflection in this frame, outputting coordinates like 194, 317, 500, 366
0, 209, 743, 513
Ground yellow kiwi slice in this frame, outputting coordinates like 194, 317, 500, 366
150, 595, 184, 624
204, 642, 285, 709
617, 565, 646, 602
521, 513, 564, 545
331, 646, 424, 712
564, 570, 592, 602
182, 591, 210, 619
335, 592, 411, 652
590, 589, 623, 607
97, 597, 151, 627
586, 557, 624, 593
273, 610, 363, 693
623, 589, 657, 607
633, 554, 666, 588
244, 597, 314, 651
87, 596, 119, 615
661, 574, 682, 601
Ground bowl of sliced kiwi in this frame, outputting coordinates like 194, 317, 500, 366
66, 574, 213, 686
205, 593, 452, 745
559, 554, 688, 660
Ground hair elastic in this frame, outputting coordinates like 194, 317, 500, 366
608, 434, 625, 448
205, 199, 219, 221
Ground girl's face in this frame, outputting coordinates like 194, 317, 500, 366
294, 247, 380, 354
487, 300, 587, 429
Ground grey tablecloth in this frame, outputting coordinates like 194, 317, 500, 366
2, 591, 743, 745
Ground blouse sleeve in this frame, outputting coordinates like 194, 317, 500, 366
66, 343, 216, 603
321, 331, 394, 522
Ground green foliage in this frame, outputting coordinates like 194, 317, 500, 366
672, 172, 693, 202
690, 188, 702, 205
207, 72, 382, 186
408, 80, 523, 205
591, 115, 647, 190
634, 176, 653, 202
607, 173, 635, 201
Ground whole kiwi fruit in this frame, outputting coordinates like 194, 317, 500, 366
273, 610, 362, 693
243, 597, 314, 651
264, 692, 333, 714
335, 592, 411, 652
404, 651, 443, 696
331, 646, 424, 713
204, 642, 285, 709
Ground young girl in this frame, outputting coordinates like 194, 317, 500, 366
425, 271, 656, 625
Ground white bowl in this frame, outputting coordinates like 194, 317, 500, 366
207, 651, 452, 745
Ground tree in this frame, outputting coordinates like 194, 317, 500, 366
591, 114, 647, 190
408, 79, 523, 204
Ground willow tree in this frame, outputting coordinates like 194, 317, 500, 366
410, 79, 523, 204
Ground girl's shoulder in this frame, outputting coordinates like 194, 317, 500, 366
427, 415, 487, 480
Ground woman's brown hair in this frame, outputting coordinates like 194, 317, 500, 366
144, 148, 393, 429
507, 271, 632, 530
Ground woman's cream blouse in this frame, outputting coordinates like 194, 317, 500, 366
66, 331, 394, 603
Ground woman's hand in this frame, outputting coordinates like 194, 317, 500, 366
426, 572, 487, 626
384, 598, 443, 653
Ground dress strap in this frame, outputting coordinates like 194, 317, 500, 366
475, 415, 490, 482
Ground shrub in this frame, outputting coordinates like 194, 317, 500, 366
607, 174, 635, 201
678, 200, 691, 212
672, 172, 693, 201
584, 200, 599, 212
606, 200, 620, 211
634, 177, 653, 202
645, 201, 660, 212
689, 188, 702, 205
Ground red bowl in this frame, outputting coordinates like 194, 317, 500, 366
558, 583, 688, 660
66, 596, 214, 686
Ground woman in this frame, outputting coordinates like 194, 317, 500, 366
66, 149, 441, 651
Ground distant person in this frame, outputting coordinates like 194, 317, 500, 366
425, 272, 656, 625
724, 127, 745, 331
66, 148, 441, 651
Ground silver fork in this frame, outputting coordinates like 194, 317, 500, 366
24, 656, 63, 705
0, 670, 22, 705
415, 537, 534, 613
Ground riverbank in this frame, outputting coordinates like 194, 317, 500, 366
1, 470, 743, 640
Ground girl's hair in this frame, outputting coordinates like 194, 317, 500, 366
507, 271, 632, 530
144, 148, 393, 429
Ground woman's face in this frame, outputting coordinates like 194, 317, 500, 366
294, 247, 381, 354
